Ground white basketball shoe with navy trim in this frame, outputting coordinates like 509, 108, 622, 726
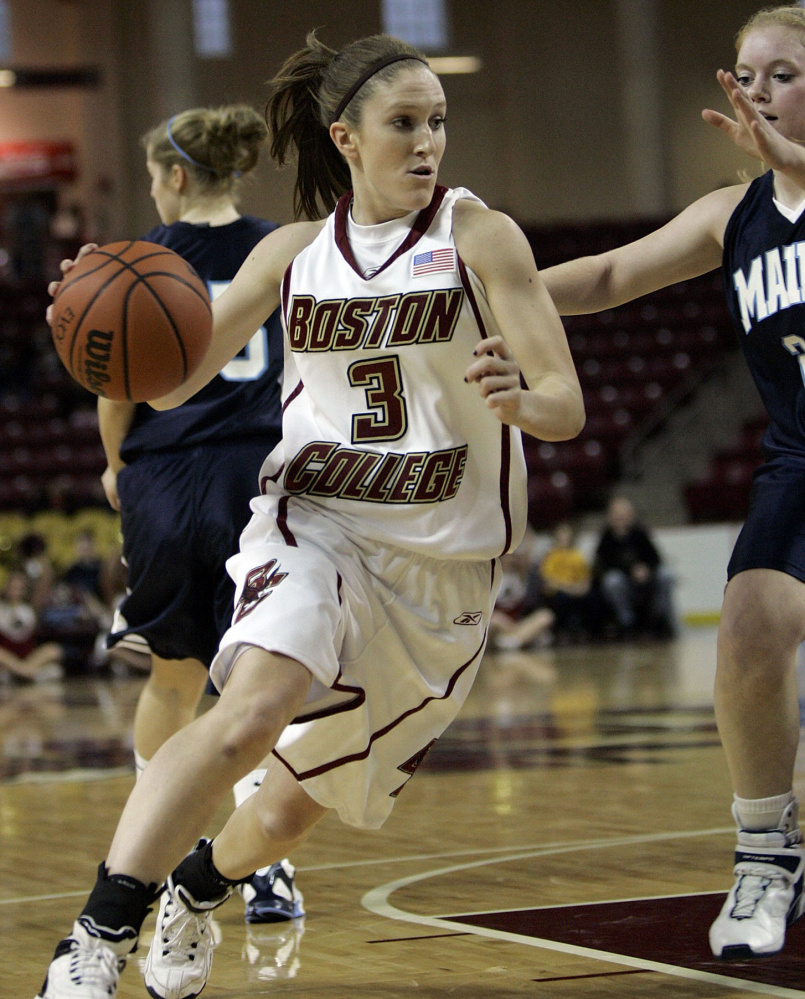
709, 802, 805, 959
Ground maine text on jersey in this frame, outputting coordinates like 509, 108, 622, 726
732, 243, 805, 333
287, 288, 463, 351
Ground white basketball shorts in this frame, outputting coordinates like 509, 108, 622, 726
211, 496, 499, 828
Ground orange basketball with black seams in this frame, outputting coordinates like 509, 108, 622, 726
50, 240, 212, 402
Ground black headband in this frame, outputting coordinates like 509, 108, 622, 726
331, 53, 428, 124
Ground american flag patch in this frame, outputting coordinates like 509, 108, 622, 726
412, 247, 456, 277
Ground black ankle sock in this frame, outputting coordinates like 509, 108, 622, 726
78, 863, 159, 947
172, 839, 253, 903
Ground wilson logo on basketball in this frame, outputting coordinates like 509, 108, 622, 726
234, 559, 288, 622
82, 329, 114, 394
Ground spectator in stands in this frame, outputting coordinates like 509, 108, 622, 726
539, 521, 598, 642
0, 570, 63, 682
594, 496, 675, 639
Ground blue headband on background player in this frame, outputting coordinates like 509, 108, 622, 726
166, 115, 242, 178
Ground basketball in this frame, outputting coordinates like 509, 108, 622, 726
49, 240, 213, 402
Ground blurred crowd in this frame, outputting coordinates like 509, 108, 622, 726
0, 514, 140, 684
490, 495, 676, 653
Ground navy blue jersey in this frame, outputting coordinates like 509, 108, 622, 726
120, 216, 283, 460
723, 172, 805, 458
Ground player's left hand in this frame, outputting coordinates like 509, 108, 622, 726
45, 242, 98, 326
703, 69, 805, 174
465, 336, 523, 425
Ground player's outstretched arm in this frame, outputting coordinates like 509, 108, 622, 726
540, 184, 745, 316
456, 202, 584, 442
149, 221, 323, 409
703, 69, 805, 192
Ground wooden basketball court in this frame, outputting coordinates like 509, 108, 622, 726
3, 627, 804, 998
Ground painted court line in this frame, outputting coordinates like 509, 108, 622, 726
0, 826, 734, 907
361, 829, 805, 999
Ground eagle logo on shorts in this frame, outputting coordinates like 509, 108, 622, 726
234, 559, 288, 623
390, 739, 437, 798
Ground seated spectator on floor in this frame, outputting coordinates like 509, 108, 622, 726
594, 495, 676, 639
38, 579, 110, 674
539, 521, 599, 642
17, 532, 55, 612
63, 530, 104, 601
0, 570, 63, 682
489, 531, 555, 651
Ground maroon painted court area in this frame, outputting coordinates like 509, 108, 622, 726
450, 893, 805, 990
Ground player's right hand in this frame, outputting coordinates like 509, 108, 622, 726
46, 242, 98, 325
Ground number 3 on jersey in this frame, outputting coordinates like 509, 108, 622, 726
209, 280, 269, 381
349, 355, 408, 443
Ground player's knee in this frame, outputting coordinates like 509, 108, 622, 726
254, 800, 317, 852
720, 591, 800, 670
218, 690, 287, 762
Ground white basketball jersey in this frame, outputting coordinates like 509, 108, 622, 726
261, 185, 527, 560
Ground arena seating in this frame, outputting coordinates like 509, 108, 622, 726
683, 412, 767, 523
522, 219, 738, 526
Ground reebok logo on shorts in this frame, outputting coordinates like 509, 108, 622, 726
453, 611, 482, 625
234, 559, 288, 622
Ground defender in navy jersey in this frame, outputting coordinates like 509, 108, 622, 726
542, 5, 805, 962
109, 214, 283, 666
96, 106, 303, 933
38, 33, 583, 999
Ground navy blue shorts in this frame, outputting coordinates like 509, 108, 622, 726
109, 439, 277, 666
728, 454, 805, 584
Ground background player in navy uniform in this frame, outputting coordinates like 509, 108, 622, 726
37, 31, 584, 999
98, 105, 303, 925
542, 3, 805, 961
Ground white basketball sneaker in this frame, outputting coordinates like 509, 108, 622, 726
143, 875, 230, 999
36, 918, 132, 998
710, 802, 805, 959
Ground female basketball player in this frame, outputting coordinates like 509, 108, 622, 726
99, 105, 303, 924
542, 4, 805, 961
36, 32, 584, 999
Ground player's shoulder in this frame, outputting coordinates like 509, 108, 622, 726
693, 182, 752, 226
262, 219, 324, 256
453, 197, 524, 243
452, 198, 530, 273
248, 219, 326, 278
